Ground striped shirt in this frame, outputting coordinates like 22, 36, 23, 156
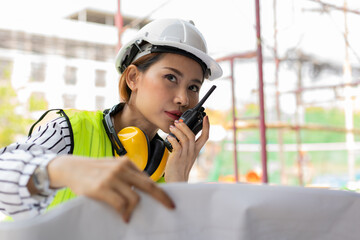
0, 116, 72, 220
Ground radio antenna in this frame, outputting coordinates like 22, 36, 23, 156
194, 85, 217, 111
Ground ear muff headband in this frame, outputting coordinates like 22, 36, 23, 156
103, 112, 127, 156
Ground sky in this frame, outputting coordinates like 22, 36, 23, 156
1, 0, 360, 112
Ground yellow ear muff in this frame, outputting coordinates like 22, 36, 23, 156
149, 148, 169, 182
115, 126, 149, 171
114, 126, 169, 182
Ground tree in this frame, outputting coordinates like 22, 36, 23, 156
0, 82, 31, 147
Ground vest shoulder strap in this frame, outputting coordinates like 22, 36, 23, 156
28, 109, 67, 136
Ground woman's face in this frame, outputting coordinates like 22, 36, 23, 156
130, 53, 204, 133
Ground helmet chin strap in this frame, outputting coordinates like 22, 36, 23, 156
120, 40, 144, 73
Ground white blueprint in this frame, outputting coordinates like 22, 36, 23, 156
0, 183, 359, 240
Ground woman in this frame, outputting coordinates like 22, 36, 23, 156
0, 18, 222, 223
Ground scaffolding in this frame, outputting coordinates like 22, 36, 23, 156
217, 0, 360, 185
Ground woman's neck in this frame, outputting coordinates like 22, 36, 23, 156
113, 103, 158, 140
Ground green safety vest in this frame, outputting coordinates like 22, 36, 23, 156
47, 109, 114, 210
3, 109, 164, 221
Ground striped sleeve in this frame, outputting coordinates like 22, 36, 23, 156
0, 116, 72, 220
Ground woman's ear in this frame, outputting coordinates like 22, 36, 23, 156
125, 65, 140, 91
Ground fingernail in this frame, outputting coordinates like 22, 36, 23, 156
169, 200, 176, 209
174, 120, 179, 124
124, 215, 130, 223
169, 125, 175, 129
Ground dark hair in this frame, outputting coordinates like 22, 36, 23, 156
119, 53, 164, 102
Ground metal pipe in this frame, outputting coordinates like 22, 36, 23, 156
343, 0, 355, 182
230, 59, 239, 182
116, 0, 123, 51
273, 0, 285, 184
255, 0, 268, 183
280, 80, 360, 94
216, 53, 258, 183
295, 60, 304, 186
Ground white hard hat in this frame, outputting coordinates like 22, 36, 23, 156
115, 18, 223, 80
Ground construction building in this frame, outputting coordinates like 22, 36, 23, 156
0, 8, 147, 117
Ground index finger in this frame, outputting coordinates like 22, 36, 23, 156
121, 163, 176, 210
134, 175, 176, 210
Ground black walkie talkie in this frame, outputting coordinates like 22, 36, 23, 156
164, 85, 217, 152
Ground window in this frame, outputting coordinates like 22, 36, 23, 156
30, 62, 46, 82
64, 66, 77, 85
95, 96, 105, 110
95, 69, 106, 87
0, 30, 12, 49
31, 35, 45, 54
16, 32, 27, 51
62, 94, 76, 108
95, 45, 106, 61
65, 40, 78, 58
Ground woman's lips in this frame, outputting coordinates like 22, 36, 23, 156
165, 111, 182, 120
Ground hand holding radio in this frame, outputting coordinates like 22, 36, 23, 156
163, 85, 216, 182
164, 85, 217, 152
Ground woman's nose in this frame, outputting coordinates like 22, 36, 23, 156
175, 89, 189, 107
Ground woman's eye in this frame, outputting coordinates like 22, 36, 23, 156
189, 85, 200, 92
165, 74, 177, 82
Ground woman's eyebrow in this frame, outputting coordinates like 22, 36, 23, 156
164, 67, 203, 84
194, 79, 204, 85
164, 67, 183, 77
